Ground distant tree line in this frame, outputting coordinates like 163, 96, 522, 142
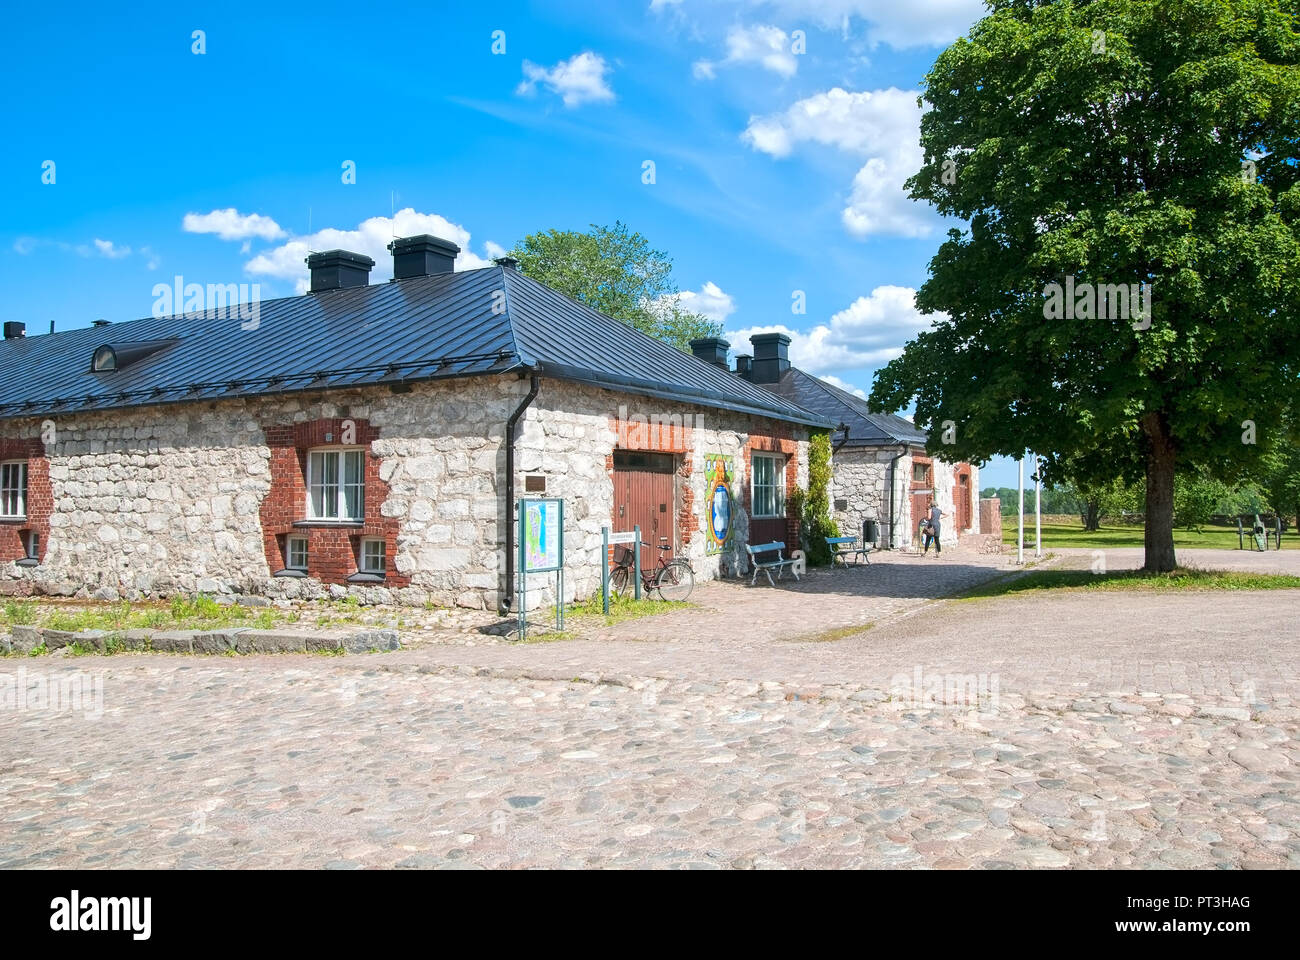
983, 462, 1297, 533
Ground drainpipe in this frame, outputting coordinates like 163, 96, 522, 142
832, 422, 850, 453
500, 371, 541, 615
886, 447, 906, 549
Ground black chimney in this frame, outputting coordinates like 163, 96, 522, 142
306, 250, 375, 293
749, 333, 791, 383
734, 354, 752, 379
689, 336, 730, 369
92, 319, 111, 327
3, 321, 26, 340
388, 235, 460, 280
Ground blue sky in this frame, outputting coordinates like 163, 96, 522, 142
0, 0, 1024, 485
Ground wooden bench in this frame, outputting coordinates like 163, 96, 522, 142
825, 535, 871, 566
745, 541, 799, 587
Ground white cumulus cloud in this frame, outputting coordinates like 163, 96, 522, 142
91, 238, 131, 259
183, 208, 286, 241
695, 24, 799, 79
660, 281, 737, 323
743, 86, 932, 238
659, 1, 982, 49
728, 285, 938, 374
244, 208, 502, 294
517, 52, 615, 108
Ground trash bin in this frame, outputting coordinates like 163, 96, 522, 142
863, 518, 879, 547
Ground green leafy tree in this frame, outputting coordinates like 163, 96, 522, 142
1173, 471, 1232, 531
509, 221, 721, 351
870, 0, 1300, 571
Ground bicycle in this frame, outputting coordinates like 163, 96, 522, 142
610, 537, 695, 602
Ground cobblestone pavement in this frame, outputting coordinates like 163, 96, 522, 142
1, 548, 1296, 869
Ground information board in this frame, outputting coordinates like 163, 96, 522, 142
521, 498, 563, 573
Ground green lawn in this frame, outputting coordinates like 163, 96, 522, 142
1000, 520, 1264, 551
957, 567, 1300, 599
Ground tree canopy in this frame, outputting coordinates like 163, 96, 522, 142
508, 221, 722, 351
869, 0, 1300, 570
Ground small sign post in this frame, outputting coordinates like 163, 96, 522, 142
518, 498, 564, 641
602, 526, 640, 614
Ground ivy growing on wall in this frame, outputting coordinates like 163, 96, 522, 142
793, 430, 840, 565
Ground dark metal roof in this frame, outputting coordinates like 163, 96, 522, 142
756, 366, 927, 447
502, 270, 830, 427
0, 265, 830, 429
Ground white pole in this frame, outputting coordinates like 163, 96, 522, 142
1017, 456, 1024, 564
1034, 452, 1042, 558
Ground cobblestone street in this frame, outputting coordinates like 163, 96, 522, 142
2, 549, 1297, 869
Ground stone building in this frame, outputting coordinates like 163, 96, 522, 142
694, 332, 979, 550
0, 236, 830, 610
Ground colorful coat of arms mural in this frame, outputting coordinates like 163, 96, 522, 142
704, 454, 734, 556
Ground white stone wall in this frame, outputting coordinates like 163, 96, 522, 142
0, 378, 523, 606
515, 381, 810, 609
830, 446, 979, 550
1, 374, 810, 609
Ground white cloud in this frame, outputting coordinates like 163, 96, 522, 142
660, 281, 736, 323
183, 208, 286, 242
759, 0, 983, 48
516, 52, 615, 108
819, 374, 868, 399
661, 1, 982, 49
696, 24, 799, 80
92, 238, 131, 259
245, 208, 501, 294
743, 86, 932, 237
728, 285, 938, 374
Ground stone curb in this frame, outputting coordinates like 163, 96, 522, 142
366, 660, 1291, 723
1, 625, 401, 656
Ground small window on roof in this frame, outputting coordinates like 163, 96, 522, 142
92, 345, 116, 372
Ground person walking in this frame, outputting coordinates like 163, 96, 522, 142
925, 498, 946, 556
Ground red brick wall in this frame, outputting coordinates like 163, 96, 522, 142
258, 417, 408, 587
0, 436, 50, 565
743, 428, 800, 550
607, 411, 699, 548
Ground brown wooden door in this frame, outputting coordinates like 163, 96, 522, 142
910, 456, 933, 542
955, 472, 971, 533
612, 451, 677, 551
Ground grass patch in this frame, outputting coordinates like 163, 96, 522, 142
790, 622, 874, 643
956, 566, 1300, 599
567, 591, 692, 627
1002, 520, 1268, 551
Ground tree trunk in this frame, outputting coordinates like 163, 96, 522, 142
1141, 412, 1177, 572
1082, 500, 1101, 532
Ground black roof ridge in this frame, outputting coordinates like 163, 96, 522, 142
504, 270, 831, 428
780, 366, 927, 445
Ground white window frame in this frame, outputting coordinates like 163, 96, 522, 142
359, 538, 386, 575
286, 536, 308, 571
306, 448, 365, 522
751, 453, 786, 520
1, 460, 27, 520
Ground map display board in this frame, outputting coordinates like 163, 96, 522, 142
521, 498, 563, 573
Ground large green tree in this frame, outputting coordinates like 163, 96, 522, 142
509, 221, 721, 351
870, 0, 1300, 571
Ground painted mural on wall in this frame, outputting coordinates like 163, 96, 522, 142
704, 454, 734, 556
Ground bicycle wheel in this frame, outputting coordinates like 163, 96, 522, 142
610, 565, 631, 596
655, 560, 695, 602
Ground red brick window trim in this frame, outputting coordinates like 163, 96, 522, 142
259, 418, 408, 587
743, 431, 801, 549
0, 437, 50, 565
